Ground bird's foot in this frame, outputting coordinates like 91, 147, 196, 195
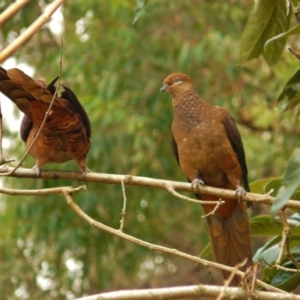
32, 165, 42, 177
191, 178, 205, 193
81, 168, 91, 176
235, 186, 246, 202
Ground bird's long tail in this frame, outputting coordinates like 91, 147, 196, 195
203, 199, 253, 286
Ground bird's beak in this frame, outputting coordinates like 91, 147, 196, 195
160, 84, 169, 92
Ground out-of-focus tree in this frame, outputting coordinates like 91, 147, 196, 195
0, 0, 300, 299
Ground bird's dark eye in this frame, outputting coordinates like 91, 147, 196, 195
174, 78, 180, 83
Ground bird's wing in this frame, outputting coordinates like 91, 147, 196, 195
222, 111, 250, 192
171, 131, 180, 164
61, 85, 91, 139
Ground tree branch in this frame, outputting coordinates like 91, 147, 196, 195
73, 284, 297, 300
0, 166, 299, 209
63, 190, 286, 294
0, 185, 86, 196
0, 0, 65, 63
0, 0, 30, 26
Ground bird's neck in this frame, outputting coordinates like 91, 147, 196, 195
172, 90, 207, 121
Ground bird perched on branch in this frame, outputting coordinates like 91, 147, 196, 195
161, 73, 253, 285
0, 67, 91, 175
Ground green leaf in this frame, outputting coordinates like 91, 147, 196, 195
252, 214, 300, 236
277, 69, 300, 110
250, 215, 283, 236
272, 271, 300, 292
240, 0, 291, 65
253, 236, 281, 262
265, 24, 300, 50
263, 1, 291, 66
264, 259, 300, 292
249, 177, 281, 194
199, 242, 212, 259
264, 178, 284, 197
255, 242, 280, 265
132, 0, 146, 24
271, 147, 300, 215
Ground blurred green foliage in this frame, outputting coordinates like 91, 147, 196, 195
1, 0, 300, 299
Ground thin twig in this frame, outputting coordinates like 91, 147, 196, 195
0, 101, 15, 165
275, 264, 300, 273
1, 39, 64, 176
286, 0, 290, 16
285, 237, 300, 269
63, 190, 287, 294
166, 183, 224, 205
216, 258, 248, 300
0, 0, 65, 63
201, 199, 224, 218
119, 179, 127, 232
250, 264, 259, 295
0, 0, 30, 26
276, 209, 290, 265
288, 47, 300, 60
275, 209, 300, 270
1, 167, 300, 210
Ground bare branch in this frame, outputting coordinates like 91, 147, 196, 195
0, 0, 30, 26
201, 198, 224, 218
276, 209, 291, 265
73, 284, 297, 300
0, 185, 86, 196
288, 47, 300, 60
275, 209, 300, 270
1, 166, 300, 210
0, 0, 65, 63
63, 190, 286, 294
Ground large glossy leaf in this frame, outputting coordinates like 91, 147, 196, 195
263, 258, 300, 292
240, 0, 290, 66
262, 0, 291, 66
272, 148, 300, 215
249, 177, 281, 194
250, 215, 283, 236
277, 69, 300, 110
253, 236, 281, 262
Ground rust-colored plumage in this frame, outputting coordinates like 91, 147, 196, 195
161, 73, 253, 285
0, 67, 91, 175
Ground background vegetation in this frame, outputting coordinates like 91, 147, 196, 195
0, 0, 300, 299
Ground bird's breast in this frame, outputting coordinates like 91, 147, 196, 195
172, 105, 239, 187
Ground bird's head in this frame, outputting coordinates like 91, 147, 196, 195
160, 73, 194, 96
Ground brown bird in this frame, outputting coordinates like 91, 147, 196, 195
0, 67, 91, 175
161, 73, 253, 285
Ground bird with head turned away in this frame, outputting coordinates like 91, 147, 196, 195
0, 67, 91, 176
160, 73, 253, 286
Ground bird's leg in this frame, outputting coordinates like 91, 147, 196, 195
76, 158, 90, 175
32, 165, 42, 176
81, 167, 91, 175
235, 186, 246, 202
191, 178, 205, 194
